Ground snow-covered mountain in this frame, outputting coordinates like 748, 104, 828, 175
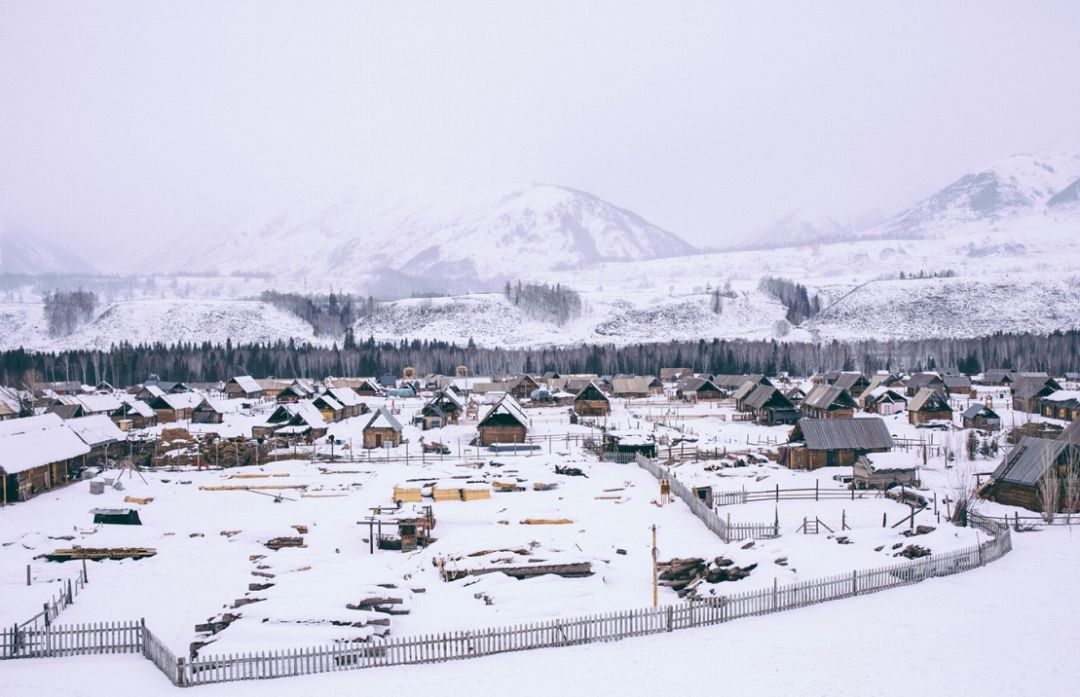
151, 184, 696, 286
0, 224, 93, 274
877, 141, 1080, 238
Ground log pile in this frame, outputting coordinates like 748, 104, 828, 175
657, 556, 757, 598
265, 536, 305, 550
42, 547, 157, 562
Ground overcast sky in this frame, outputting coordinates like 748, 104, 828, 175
2, 1, 1079, 256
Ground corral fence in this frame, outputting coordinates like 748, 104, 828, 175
1, 517, 1010, 686
713, 483, 883, 507
635, 454, 780, 542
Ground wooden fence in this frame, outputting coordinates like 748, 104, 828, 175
713, 483, 882, 506
635, 454, 780, 542
15, 569, 87, 632
0, 516, 1011, 686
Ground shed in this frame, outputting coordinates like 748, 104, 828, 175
854, 452, 919, 490
0, 414, 90, 504
91, 507, 142, 525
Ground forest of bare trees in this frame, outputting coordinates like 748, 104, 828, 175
42, 289, 98, 337
4, 330, 1080, 389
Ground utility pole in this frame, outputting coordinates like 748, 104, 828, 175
651, 524, 659, 608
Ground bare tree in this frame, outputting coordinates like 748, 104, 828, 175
948, 460, 977, 526
1062, 447, 1080, 523
1037, 447, 1061, 523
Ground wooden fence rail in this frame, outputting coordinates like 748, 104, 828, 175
635, 454, 780, 542
0, 516, 1012, 688
713, 484, 882, 507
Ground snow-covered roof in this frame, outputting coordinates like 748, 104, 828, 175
313, 394, 343, 412
480, 394, 529, 427
119, 395, 156, 418
141, 385, 166, 398
229, 375, 262, 394
364, 407, 403, 432
160, 393, 205, 410
66, 414, 125, 448
1042, 389, 1080, 404
292, 401, 328, 428
0, 414, 91, 474
325, 387, 363, 407
75, 394, 123, 414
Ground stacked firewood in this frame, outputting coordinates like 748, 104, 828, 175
657, 557, 757, 598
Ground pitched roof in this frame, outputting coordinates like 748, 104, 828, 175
1012, 376, 1062, 399
229, 375, 262, 394
479, 394, 530, 428
908, 388, 952, 413
731, 381, 758, 402
992, 436, 1067, 486
942, 375, 972, 388
794, 417, 894, 451
831, 372, 867, 391
610, 376, 659, 395
802, 384, 857, 410
574, 381, 610, 402
744, 385, 793, 411
66, 414, 125, 448
0, 414, 91, 474
962, 403, 999, 420
365, 407, 403, 432
118, 396, 155, 418
313, 394, 344, 412
325, 387, 363, 407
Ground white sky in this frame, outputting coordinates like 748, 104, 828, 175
2, 1, 1079, 256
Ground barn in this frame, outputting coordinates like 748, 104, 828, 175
477, 395, 530, 446
780, 417, 894, 470
907, 388, 953, 425
0, 414, 90, 504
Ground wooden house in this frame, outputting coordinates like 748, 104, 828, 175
66, 414, 124, 467
784, 386, 806, 405
477, 395, 530, 446
905, 373, 945, 397
573, 382, 611, 416
980, 369, 1016, 386
113, 398, 157, 430
325, 387, 366, 419
192, 399, 226, 424
418, 389, 464, 430
907, 388, 953, 425
504, 375, 541, 400
256, 401, 328, 440
987, 421, 1080, 512
660, 367, 693, 383
853, 453, 918, 490
861, 387, 908, 416
942, 374, 974, 397
1012, 376, 1062, 414
610, 376, 663, 399
47, 403, 85, 420
311, 394, 345, 423
0, 414, 90, 504
1038, 390, 1080, 422
711, 374, 773, 392
962, 403, 1001, 431
147, 393, 202, 423
779, 417, 894, 470
225, 375, 263, 400
730, 380, 759, 406
828, 372, 870, 398
276, 380, 314, 404
363, 408, 404, 449
676, 376, 724, 401
864, 373, 905, 394
740, 385, 799, 426
800, 385, 858, 419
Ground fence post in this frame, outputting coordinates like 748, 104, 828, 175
852, 570, 858, 596
176, 657, 186, 687
772, 578, 778, 611
666, 606, 673, 632
43, 603, 50, 628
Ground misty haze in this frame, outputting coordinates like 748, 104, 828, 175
0, 3, 1078, 697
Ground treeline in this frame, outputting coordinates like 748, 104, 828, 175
42, 289, 97, 337
5, 330, 1080, 388
758, 276, 821, 324
260, 291, 378, 338
504, 281, 582, 326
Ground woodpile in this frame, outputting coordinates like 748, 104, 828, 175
392, 486, 422, 503
42, 547, 157, 562
199, 484, 308, 491
264, 536, 305, 550
519, 518, 572, 525
657, 557, 757, 598
897, 544, 931, 559
440, 562, 592, 581
555, 465, 587, 478
123, 496, 154, 505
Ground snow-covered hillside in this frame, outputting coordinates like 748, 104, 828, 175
146, 184, 696, 285
0, 225, 94, 274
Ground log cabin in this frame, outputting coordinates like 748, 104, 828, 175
904, 373, 945, 397
324, 387, 366, 418
779, 417, 894, 470
907, 388, 953, 425
1011, 375, 1061, 414
861, 387, 908, 416
225, 375, 263, 400
1038, 390, 1080, 422
962, 403, 1001, 431
676, 376, 724, 401
363, 408, 403, 449
477, 395, 530, 446
573, 381, 611, 417
800, 385, 857, 419
418, 389, 464, 430
853, 452, 918, 490
987, 421, 1080, 512
739, 385, 799, 426
311, 394, 345, 423
0, 414, 90, 504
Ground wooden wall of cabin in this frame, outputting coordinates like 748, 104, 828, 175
479, 424, 527, 446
